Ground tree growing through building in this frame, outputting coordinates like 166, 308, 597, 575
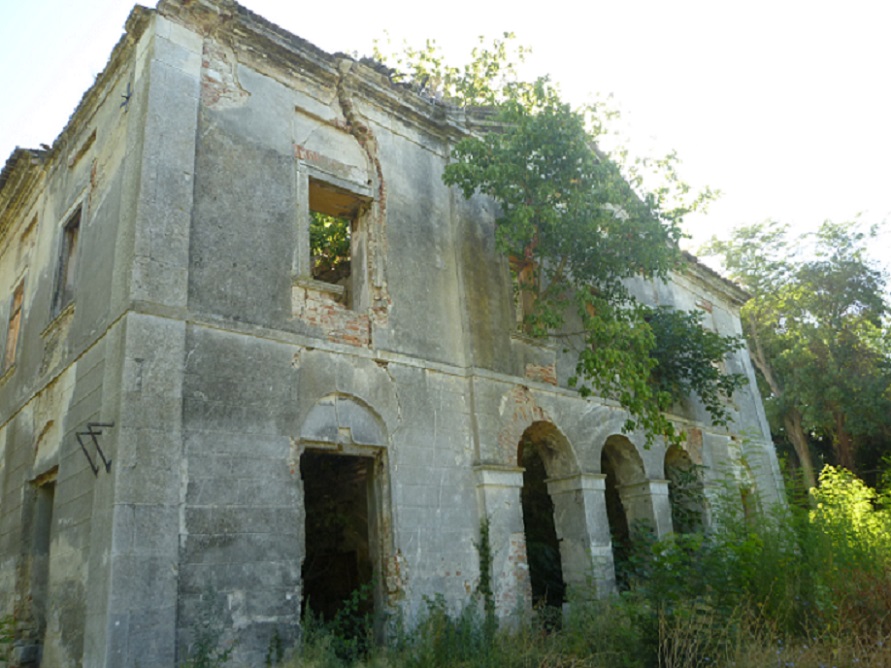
373, 36, 746, 446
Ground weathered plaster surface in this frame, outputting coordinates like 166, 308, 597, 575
0, 0, 783, 665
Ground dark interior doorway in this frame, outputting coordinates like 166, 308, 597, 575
300, 451, 375, 622
520, 440, 566, 610
31, 479, 56, 656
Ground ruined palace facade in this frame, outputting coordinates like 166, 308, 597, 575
0, 1, 783, 665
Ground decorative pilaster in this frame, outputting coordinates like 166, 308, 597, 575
474, 465, 530, 621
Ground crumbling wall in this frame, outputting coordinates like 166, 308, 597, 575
0, 1, 785, 665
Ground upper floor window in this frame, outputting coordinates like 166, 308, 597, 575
4, 279, 25, 371
307, 178, 369, 309
52, 207, 81, 316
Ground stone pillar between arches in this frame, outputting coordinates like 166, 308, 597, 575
617, 479, 673, 537
546, 473, 616, 597
474, 465, 531, 622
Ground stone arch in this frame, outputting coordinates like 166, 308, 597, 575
517, 421, 577, 480
600, 434, 667, 589
297, 393, 393, 634
516, 420, 610, 612
664, 444, 706, 534
517, 421, 572, 611
601, 435, 647, 487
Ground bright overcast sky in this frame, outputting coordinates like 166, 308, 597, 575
2, 0, 889, 273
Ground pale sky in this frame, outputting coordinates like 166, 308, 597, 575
2, 0, 889, 274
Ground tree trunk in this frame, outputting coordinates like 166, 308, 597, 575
746, 317, 818, 489
833, 411, 857, 473
783, 410, 818, 490
508, 254, 538, 332
745, 315, 819, 489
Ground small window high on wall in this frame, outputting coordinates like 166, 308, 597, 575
308, 179, 368, 308
53, 207, 81, 316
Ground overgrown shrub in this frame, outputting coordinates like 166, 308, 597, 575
287, 464, 891, 668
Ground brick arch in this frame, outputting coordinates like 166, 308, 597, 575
496, 386, 578, 472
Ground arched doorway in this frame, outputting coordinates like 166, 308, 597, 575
298, 394, 391, 633
664, 445, 706, 534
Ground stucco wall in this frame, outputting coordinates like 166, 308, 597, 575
0, 1, 784, 665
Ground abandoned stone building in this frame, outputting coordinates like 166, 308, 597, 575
0, 0, 784, 665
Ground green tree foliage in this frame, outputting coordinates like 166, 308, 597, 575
310, 212, 351, 284
373, 36, 745, 446
373, 32, 528, 106
704, 221, 891, 487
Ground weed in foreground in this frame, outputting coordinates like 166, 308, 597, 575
287, 465, 891, 668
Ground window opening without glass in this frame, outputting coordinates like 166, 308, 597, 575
53, 207, 81, 315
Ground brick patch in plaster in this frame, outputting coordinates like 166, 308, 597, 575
201, 39, 250, 109
386, 550, 406, 601
687, 427, 703, 465
497, 386, 550, 465
524, 363, 557, 386
292, 286, 370, 347
288, 436, 301, 476
293, 145, 356, 182
499, 532, 530, 612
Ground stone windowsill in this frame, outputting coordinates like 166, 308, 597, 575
41, 301, 75, 338
293, 276, 345, 299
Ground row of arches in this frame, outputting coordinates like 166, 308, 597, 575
518, 422, 705, 610
295, 393, 710, 624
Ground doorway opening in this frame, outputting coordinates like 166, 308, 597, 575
301, 451, 377, 623
24, 468, 57, 664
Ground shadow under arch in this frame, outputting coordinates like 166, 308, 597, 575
600, 434, 648, 590
517, 420, 584, 613
297, 393, 392, 637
